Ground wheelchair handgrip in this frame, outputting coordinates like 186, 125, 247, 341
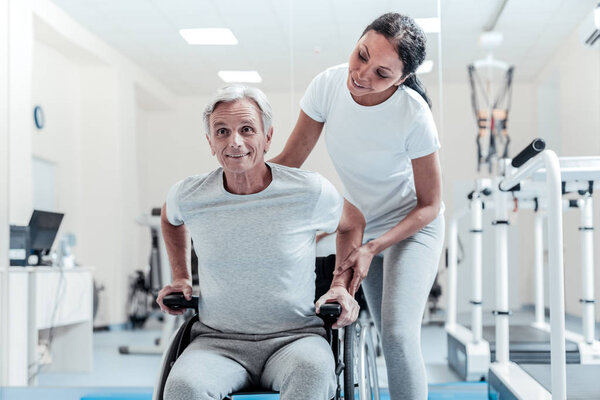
319, 303, 342, 317
163, 293, 199, 310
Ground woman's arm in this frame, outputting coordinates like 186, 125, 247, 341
315, 199, 365, 328
367, 151, 442, 254
269, 110, 324, 168
335, 151, 442, 294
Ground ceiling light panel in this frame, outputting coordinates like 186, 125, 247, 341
416, 60, 434, 74
218, 71, 262, 83
179, 28, 238, 45
415, 18, 441, 33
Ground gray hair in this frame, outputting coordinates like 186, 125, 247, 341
203, 85, 273, 136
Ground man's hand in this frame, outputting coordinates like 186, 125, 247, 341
333, 243, 375, 297
156, 278, 193, 315
315, 286, 359, 329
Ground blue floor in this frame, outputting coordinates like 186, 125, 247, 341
0, 385, 489, 400
8, 308, 595, 399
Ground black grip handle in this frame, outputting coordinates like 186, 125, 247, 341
319, 303, 342, 317
163, 293, 199, 310
511, 138, 546, 168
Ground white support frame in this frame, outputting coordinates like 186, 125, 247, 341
579, 195, 595, 345
532, 211, 546, 329
470, 192, 483, 344
493, 168, 511, 365
446, 207, 468, 327
528, 160, 600, 363
446, 192, 491, 381
497, 150, 567, 400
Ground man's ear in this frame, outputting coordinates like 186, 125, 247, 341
206, 133, 216, 156
264, 126, 274, 153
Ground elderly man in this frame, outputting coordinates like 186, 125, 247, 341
157, 85, 365, 400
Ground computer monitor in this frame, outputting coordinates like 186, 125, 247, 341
28, 210, 64, 265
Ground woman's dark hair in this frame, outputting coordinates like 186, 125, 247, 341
362, 12, 432, 108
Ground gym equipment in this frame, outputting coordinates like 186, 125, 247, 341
447, 145, 600, 381
119, 209, 180, 355
468, 38, 514, 174
487, 144, 600, 399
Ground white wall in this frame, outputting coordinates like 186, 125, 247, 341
8, 0, 33, 224
528, 21, 600, 320
1, 0, 11, 386
31, 40, 82, 239
21, 0, 177, 326
3, 0, 34, 385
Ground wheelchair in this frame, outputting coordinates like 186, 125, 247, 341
153, 255, 380, 400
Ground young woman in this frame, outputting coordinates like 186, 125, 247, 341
271, 12, 444, 400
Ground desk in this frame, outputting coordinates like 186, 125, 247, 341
7, 266, 94, 386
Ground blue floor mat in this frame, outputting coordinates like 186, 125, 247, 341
192, 383, 488, 399
428, 382, 488, 399
0, 383, 488, 400
81, 395, 151, 400
0, 387, 153, 400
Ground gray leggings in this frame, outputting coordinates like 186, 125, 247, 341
164, 322, 336, 400
361, 215, 445, 400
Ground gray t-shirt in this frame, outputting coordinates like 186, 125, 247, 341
166, 163, 344, 334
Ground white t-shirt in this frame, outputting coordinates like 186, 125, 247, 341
300, 64, 443, 240
165, 163, 344, 334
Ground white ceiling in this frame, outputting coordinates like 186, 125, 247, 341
49, 0, 597, 95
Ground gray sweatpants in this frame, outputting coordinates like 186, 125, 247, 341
163, 322, 336, 400
361, 215, 445, 400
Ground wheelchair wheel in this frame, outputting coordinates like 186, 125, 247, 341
357, 321, 380, 400
343, 320, 360, 399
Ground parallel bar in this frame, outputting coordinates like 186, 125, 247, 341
471, 194, 483, 343
543, 151, 567, 400
532, 156, 600, 182
494, 167, 510, 364
580, 196, 595, 344
500, 156, 544, 191
446, 207, 468, 327
534, 211, 545, 327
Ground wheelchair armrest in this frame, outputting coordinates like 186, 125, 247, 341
163, 293, 199, 310
319, 302, 342, 317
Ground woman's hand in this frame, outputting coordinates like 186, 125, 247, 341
315, 286, 359, 329
156, 278, 193, 315
333, 244, 375, 296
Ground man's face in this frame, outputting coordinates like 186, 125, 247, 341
206, 99, 272, 175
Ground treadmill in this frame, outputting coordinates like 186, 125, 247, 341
488, 146, 600, 399
481, 325, 580, 364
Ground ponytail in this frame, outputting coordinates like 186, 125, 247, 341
403, 75, 432, 109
